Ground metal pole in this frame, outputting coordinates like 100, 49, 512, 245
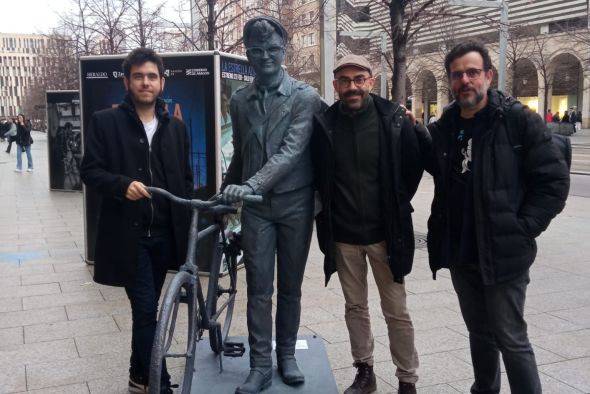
380, 33, 387, 98
498, 1, 509, 91
321, 0, 336, 105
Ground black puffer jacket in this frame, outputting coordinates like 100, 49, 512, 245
312, 94, 424, 285
420, 90, 570, 285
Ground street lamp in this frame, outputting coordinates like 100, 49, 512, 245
448, 0, 509, 91
339, 31, 388, 98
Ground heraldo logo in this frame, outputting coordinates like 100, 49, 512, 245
112, 71, 124, 79
86, 72, 108, 79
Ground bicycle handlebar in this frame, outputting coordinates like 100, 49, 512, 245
145, 186, 263, 209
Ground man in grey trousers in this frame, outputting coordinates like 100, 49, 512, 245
221, 16, 322, 394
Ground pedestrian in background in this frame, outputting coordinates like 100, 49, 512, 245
15, 114, 33, 172
545, 109, 553, 123
416, 41, 569, 394
5, 118, 18, 153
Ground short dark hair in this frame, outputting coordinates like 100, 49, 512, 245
444, 41, 492, 76
122, 47, 164, 79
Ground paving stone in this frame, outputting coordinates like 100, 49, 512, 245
75, 331, 131, 358
526, 313, 584, 337
0, 306, 66, 329
59, 279, 99, 294
413, 327, 469, 356
550, 306, 590, 328
531, 329, 590, 358
65, 300, 131, 321
26, 352, 129, 390
418, 384, 462, 394
0, 282, 60, 299
0, 297, 22, 313
389, 352, 472, 388
0, 338, 78, 366
0, 326, 23, 347
0, 275, 20, 288
87, 375, 129, 394
22, 290, 104, 310
449, 371, 585, 394
526, 289, 590, 312
0, 364, 26, 394
21, 270, 93, 286
26, 383, 90, 394
408, 307, 464, 331
24, 316, 119, 343
52, 262, 90, 273
539, 357, 590, 393
0, 263, 54, 277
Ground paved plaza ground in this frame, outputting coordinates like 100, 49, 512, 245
0, 131, 589, 394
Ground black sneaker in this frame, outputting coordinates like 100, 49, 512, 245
161, 382, 179, 393
128, 375, 148, 393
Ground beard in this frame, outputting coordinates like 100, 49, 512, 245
454, 87, 485, 109
129, 88, 160, 107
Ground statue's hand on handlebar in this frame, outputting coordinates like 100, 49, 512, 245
222, 184, 255, 204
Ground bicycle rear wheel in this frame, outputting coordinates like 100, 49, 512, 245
149, 271, 198, 394
206, 235, 239, 354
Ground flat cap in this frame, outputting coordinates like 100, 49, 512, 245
334, 54, 373, 75
243, 16, 288, 47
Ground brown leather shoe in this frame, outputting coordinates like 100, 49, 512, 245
398, 381, 417, 394
343, 361, 376, 394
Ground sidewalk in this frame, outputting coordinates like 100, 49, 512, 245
0, 132, 589, 393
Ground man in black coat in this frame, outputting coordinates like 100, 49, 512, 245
80, 48, 193, 394
417, 41, 569, 394
312, 54, 422, 394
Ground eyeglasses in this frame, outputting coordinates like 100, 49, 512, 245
246, 46, 284, 58
335, 76, 370, 88
450, 68, 484, 81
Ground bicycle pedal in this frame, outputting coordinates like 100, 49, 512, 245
223, 341, 245, 357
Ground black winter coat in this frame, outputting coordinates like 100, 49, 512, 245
312, 94, 424, 285
16, 123, 32, 146
420, 90, 570, 285
80, 95, 193, 287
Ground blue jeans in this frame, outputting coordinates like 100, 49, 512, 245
16, 144, 33, 170
450, 267, 541, 394
125, 235, 173, 385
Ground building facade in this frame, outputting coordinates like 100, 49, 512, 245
0, 33, 54, 117
336, 0, 590, 127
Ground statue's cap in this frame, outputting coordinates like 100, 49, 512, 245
243, 16, 288, 47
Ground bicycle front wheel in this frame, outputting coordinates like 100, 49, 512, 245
149, 271, 198, 394
206, 238, 239, 354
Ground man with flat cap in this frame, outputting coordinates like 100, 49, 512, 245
221, 15, 322, 394
311, 54, 423, 394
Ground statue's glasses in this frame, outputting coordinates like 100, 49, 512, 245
246, 46, 285, 58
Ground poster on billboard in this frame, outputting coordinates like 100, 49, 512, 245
46, 91, 82, 192
80, 53, 216, 263
216, 54, 256, 188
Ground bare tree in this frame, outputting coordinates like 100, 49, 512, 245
529, 32, 552, 123
86, 0, 133, 54
127, 0, 165, 48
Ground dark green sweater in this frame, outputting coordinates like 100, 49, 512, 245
332, 96, 384, 245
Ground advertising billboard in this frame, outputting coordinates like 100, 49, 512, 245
80, 53, 217, 262
46, 91, 82, 191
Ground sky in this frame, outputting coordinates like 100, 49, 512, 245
0, 0, 187, 35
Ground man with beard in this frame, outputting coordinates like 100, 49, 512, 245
81, 48, 193, 394
311, 54, 422, 394
221, 16, 322, 394
416, 41, 569, 394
